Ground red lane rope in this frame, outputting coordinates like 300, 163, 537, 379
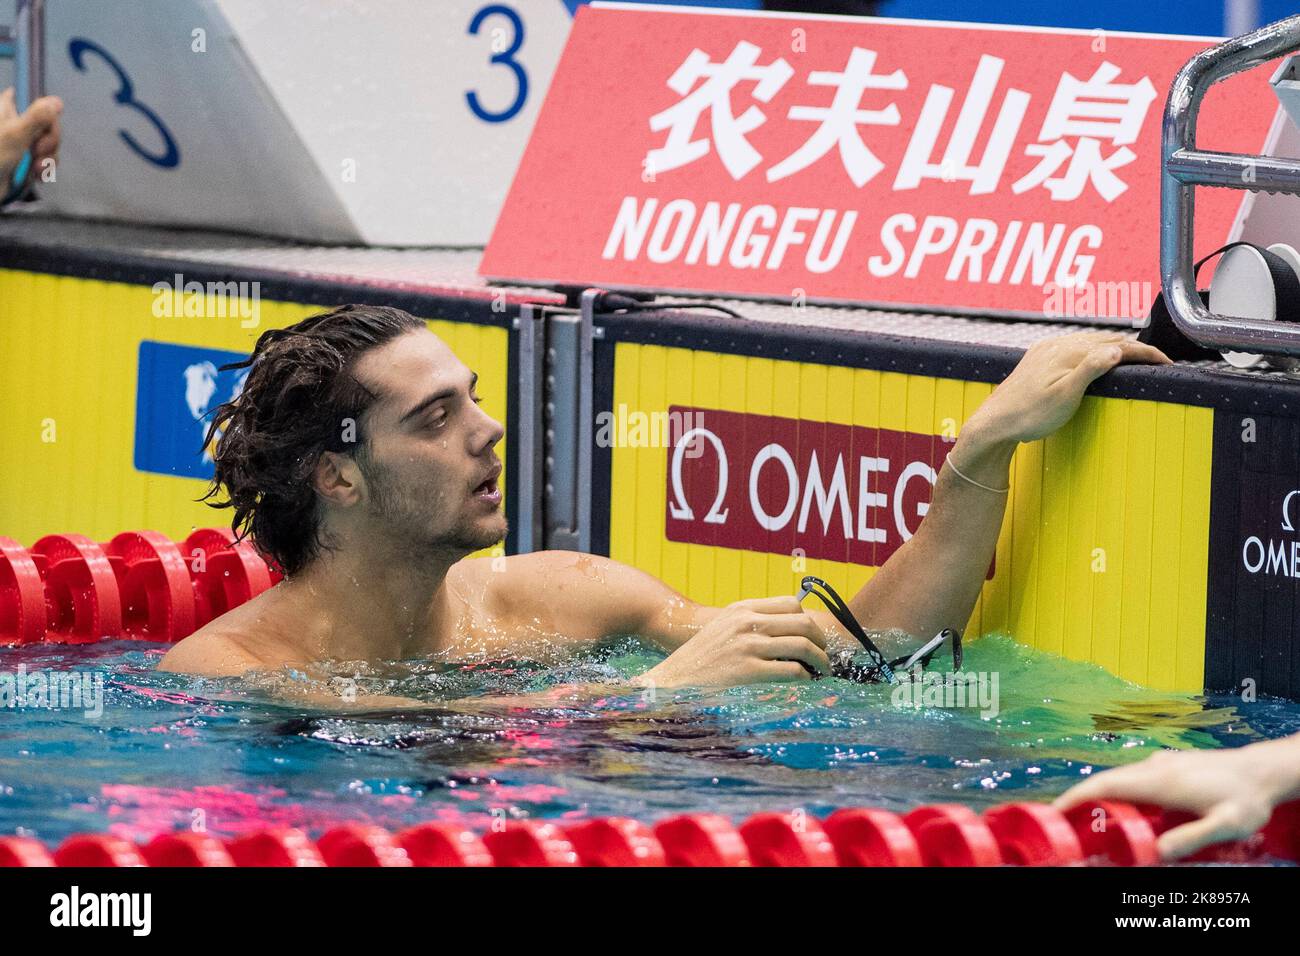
1, 800, 1297, 867
0, 529, 276, 646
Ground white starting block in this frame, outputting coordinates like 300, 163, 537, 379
18, 0, 574, 245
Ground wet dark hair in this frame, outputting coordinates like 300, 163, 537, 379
200, 304, 425, 576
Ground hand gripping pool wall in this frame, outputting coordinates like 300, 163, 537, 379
584, 307, 1300, 699
0, 251, 517, 555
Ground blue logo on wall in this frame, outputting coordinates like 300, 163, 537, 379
134, 341, 249, 479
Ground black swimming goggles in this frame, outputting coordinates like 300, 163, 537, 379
795, 576, 962, 685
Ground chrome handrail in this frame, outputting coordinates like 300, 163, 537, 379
1161, 14, 1300, 356
0, 1, 45, 106
0, 0, 44, 200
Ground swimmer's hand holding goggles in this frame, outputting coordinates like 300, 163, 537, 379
795, 576, 962, 685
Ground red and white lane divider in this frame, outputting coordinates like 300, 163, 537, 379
0, 529, 280, 645
2, 800, 1297, 867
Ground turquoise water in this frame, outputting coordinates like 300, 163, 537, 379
1, 634, 1298, 846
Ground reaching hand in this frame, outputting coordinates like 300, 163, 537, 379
0, 87, 62, 201
1053, 739, 1300, 860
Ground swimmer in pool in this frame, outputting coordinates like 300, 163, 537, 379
159, 305, 1169, 699
0, 87, 62, 205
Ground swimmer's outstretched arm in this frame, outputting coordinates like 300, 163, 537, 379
469, 335, 1168, 688
844, 332, 1170, 643
1054, 732, 1300, 860
474, 551, 840, 686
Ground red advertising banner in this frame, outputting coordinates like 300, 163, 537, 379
481, 4, 1282, 321
664, 405, 953, 568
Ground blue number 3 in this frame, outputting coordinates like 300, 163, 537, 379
466, 5, 528, 123
69, 38, 180, 169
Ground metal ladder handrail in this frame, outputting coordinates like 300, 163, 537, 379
1162, 14, 1300, 356
1, 0, 45, 201
1, 0, 46, 199
0, 1, 45, 108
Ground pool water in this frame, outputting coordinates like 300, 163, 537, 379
2, 634, 1299, 847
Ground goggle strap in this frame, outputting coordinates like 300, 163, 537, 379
797, 576, 896, 684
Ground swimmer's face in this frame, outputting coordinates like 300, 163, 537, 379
348, 327, 506, 554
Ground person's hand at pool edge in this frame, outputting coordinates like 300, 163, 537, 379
841, 332, 1171, 647
0, 87, 62, 204
964, 331, 1173, 447
1053, 732, 1300, 860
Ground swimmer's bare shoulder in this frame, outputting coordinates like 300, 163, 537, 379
157, 587, 304, 676
156, 628, 261, 677
450, 550, 700, 652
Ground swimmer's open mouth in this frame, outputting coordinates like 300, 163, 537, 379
472, 464, 502, 501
